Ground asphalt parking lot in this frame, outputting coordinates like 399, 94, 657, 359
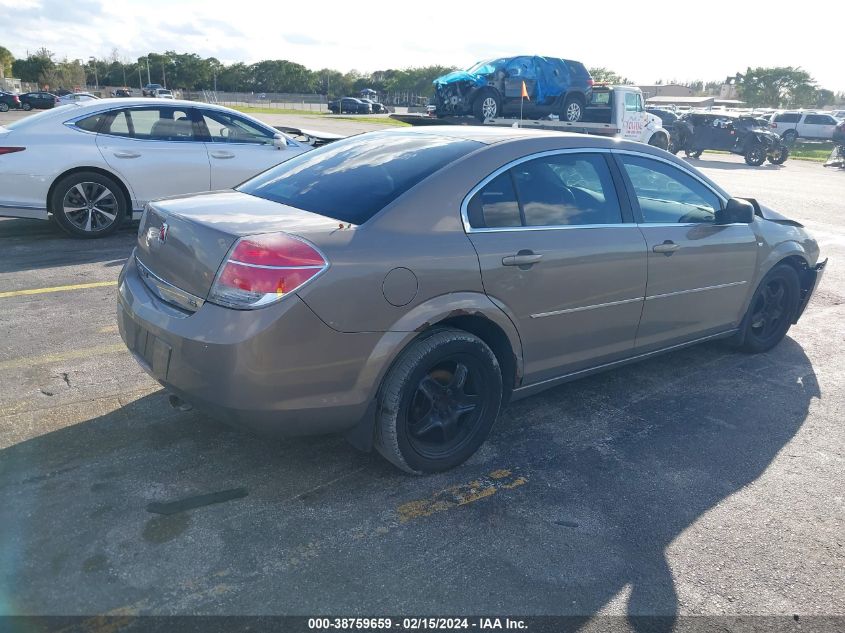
0, 109, 843, 621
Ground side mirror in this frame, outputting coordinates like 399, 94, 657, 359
716, 198, 755, 224
273, 133, 287, 150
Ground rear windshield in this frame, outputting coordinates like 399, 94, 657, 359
239, 132, 482, 225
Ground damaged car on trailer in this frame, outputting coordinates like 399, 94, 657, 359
432, 56, 593, 122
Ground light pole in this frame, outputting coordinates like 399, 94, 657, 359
146, 56, 151, 85
89, 57, 98, 90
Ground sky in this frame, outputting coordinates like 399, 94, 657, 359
1, 0, 843, 93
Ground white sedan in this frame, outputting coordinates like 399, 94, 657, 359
0, 98, 313, 237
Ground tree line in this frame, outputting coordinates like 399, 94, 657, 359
2, 45, 842, 108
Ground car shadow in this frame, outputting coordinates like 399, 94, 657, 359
0, 218, 138, 274
0, 337, 818, 624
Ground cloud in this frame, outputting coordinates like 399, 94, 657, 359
282, 33, 321, 46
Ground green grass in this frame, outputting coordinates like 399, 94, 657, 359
703, 141, 833, 163
230, 105, 324, 116
331, 116, 409, 127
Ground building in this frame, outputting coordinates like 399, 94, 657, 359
637, 84, 694, 99
0, 67, 23, 93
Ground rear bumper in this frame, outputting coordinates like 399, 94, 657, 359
794, 259, 827, 322
117, 254, 387, 436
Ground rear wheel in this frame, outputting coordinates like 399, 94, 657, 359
744, 143, 766, 166
472, 88, 500, 122
781, 129, 798, 145
768, 146, 789, 165
0, 103, 8, 113
49, 172, 127, 238
685, 148, 702, 159
375, 329, 503, 474
561, 94, 585, 122
648, 133, 669, 151
737, 265, 800, 353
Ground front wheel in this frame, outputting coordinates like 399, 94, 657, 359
375, 329, 503, 474
744, 143, 766, 166
49, 172, 127, 238
768, 146, 789, 165
22, 102, 32, 111
685, 148, 702, 159
737, 265, 801, 353
472, 88, 500, 122
648, 133, 669, 151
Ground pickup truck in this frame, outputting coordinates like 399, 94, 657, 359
482, 85, 670, 149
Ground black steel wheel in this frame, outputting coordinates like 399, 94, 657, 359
744, 143, 767, 166
738, 265, 800, 353
375, 329, 503, 474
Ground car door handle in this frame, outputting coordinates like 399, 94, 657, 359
210, 151, 235, 159
502, 251, 543, 267
113, 151, 140, 159
652, 240, 680, 255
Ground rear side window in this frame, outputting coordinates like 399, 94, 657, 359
467, 153, 622, 229
239, 132, 481, 225
75, 113, 106, 133
101, 107, 195, 141
775, 113, 800, 123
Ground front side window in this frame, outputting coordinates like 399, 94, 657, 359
467, 153, 623, 229
804, 115, 835, 125
240, 132, 481, 225
201, 110, 273, 145
619, 155, 720, 224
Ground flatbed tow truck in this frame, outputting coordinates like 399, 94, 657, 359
392, 85, 671, 150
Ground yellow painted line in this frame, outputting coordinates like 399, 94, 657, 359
98, 324, 119, 334
397, 468, 528, 523
0, 280, 118, 299
0, 343, 126, 371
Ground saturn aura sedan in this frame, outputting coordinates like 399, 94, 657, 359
117, 128, 825, 474
0, 98, 312, 237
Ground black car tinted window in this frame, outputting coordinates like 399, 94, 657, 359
240, 132, 482, 225
467, 172, 521, 228
512, 153, 622, 227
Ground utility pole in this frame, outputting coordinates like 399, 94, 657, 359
162, 62, 166, 89
138, 64, 142, 90
89, 57, 98, 90
122, 64, 126, 87
146, 56, 151, 84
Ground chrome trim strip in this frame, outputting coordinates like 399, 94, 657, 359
228, 259, 324, 270
530, 296, 643, 319
0, 202, 47, 210
513, 329, 738, 396
136, 256, 204, 313
645, 281, 747, 301
469, 223, 637, 234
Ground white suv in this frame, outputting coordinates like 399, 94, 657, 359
770, 111, 840, 142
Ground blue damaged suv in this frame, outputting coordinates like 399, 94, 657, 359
433, 56, 593, 123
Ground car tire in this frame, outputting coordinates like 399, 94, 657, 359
744, 143, 767, 166
22, 102, 32, 111
768, 146, 789, 165
49, 171, 128, 239
374, 328, 503, 474
472, 88, 500, 122
781, 130, 798, 145
561, 94, 585, 122
0, 103, 8, 113
737, 264, 801, 354
648, 133, 669, 151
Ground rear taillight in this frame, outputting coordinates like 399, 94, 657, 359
770, 122, 777, 128
13, 96, 20, 103
209, 233, 327, 309
0, 147, 25, 155
587, 78, 595, 87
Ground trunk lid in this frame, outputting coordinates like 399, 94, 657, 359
136, 190, 343, 299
